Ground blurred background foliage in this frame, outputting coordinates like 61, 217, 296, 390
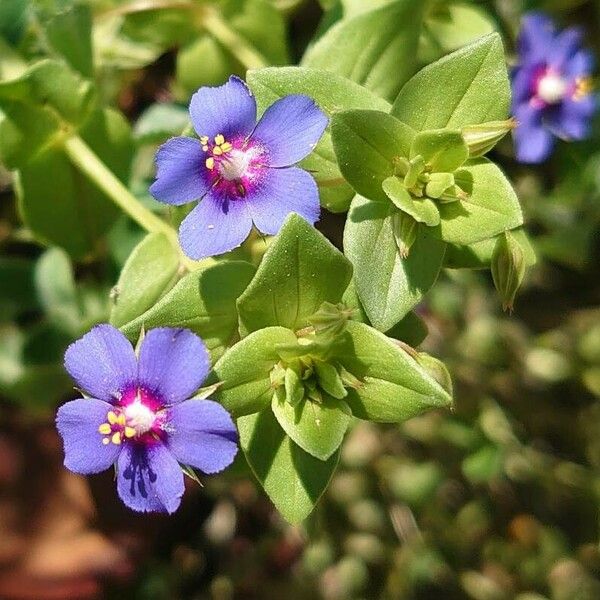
1, 0, 600, 598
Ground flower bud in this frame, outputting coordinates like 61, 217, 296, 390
461, 118, 516, 157
308, 301, 354, 341
392, 211, 418, 258
491, 230, 526, 312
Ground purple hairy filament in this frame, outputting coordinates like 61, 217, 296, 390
201, 133, 267, 200
98, 387, 166, 447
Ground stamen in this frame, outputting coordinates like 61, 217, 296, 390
206, 157, 215, 170
107, 411, 118, 425
202, 145, 209, 152
220, 142, 232, 153
98, 423, 111, 434
124, 426, 136, 438
215, 134, 225, 145
213, 147, 223, 156
200, 136, 209, 145
111, 432, 122, 445
102, 438, 110, 445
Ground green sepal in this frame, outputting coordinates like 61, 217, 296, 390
403, 155, 425, 189
426, 172, 455, 199
314, 360, 347, 400
391, 211, 418, 258
415, 352, 453, 396
285, 367, 305, 407
271, 392, 352, 461
410, 129, 468, 173
491, 230, 527, 311
212, 326, 297, 417
383, 177, 440, 227
238, 409, 340, 523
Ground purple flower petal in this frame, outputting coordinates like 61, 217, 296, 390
56, 398, 121, 474
138, 328, 210, 405
64, 324, 137, 403
511, 63, 539, 107
245, 167, 320, 235
117, 442, 184, 514
548, 27, 584, 70
189, 76, 256, 141
150, 137, 211, 205
250, 95, 328, 167
518, 12, 556, 62
565, 50, 595, 78
548, 96, 596, 140
178, 190, 253, 259
514, 102, 555, 163
166, 399, 238, 474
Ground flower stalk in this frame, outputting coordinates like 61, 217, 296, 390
63, 135, 201, 271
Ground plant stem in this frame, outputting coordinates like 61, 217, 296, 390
201, 8, 269, 71
63, 135, 201, 271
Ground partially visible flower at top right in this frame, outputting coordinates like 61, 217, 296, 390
512, 12, 596, 164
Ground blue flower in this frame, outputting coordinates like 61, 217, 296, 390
56, 325, 238, 514
150, 76, 328, 259
512, 12, 596, 163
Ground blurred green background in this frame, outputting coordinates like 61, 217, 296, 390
1, 0, 600, 598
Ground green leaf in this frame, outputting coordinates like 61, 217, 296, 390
392, 33, 509, 131
237, 214, 353, 334
333, 321, 451, 421
121, 261, 255, 361
45, 4, 94, 78
419, 1, 496, 64
239, 408, 340, 523
436, 159, 523, 245
302, 0, 426, 101
0, 0, 28, 45
16, 107, 132, 259
247, 66, 390, 213
0, 60, 95, 168
314, 361, 347, 399
34, 248, 81, 336
271, 393, 352, 461
382, 177, 440, 226
410, 129, 468, 172
344, 196, 445, 331
133, 103, 190, 144
386, 311, 428, 347
331, 110, 415, 202
110, 233, 181, 328
212, 326, 296, 417
444, 227, 536, 270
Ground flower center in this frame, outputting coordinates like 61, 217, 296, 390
218, 149, 252, 181
537, 72, 568, 104
98, 388, 161, 445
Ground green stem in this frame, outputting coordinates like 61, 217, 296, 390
202, 8, 269, 71
63, 135, 201, 271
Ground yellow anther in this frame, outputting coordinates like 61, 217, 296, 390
200, 136, 209, 145
202, 145, 209, 152
111, 432, 122, 445
214, 134, 225, 145
107, 411, 118, 425
213, 146, 223, 156
220, 142, 232, 153
574, 77, 593, 100
102, 438, 110, 445
206, 157, 215, 170
98, 423, 111, 435
117, 413, 126, 426
124, 426, 136, 438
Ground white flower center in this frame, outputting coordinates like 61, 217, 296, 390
124, 399, 156, 435
218, 149, 251, 181
537, 73, 568, 104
